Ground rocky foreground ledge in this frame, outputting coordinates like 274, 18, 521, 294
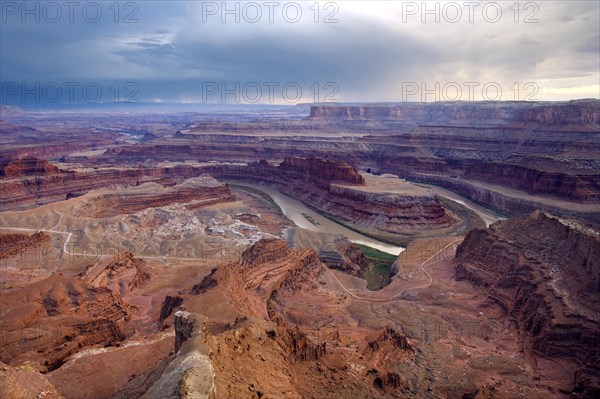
139, 311, 215, 399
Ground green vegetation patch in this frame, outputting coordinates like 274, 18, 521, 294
357, 244, 398, 290
356, 244, 398, 262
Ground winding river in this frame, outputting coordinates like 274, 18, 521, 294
234, 181, 504, 256
416, 183, 505, 227
234, 183, 405, 255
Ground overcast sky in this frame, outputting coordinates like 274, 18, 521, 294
1, 1, 599, 104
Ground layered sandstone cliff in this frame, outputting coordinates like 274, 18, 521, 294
455, 212, 600, 396
0, 157, 60, 178
308, 100, 600, 126
75, 177, 234, 218
0, 159, 234, 211
98, 101, 599, 212
205, 158, 454, 236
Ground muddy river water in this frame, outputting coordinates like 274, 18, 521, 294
235, 182, 503, 256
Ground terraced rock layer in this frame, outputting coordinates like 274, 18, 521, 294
455, 212, 600, 397
0, 159, 234, 211
75, 176, 234, 218
101, 100, 600, 211
206, 158, 454, 234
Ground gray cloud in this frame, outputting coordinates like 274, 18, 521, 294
1, 0, 598, 103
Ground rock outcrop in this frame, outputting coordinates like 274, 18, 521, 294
0, 273, 132, 372
0, 232, 50, 259
240, 238, 292, 267
0, 157, 60, 178
206, 158, 454, 235
79, 252, 151, 293
141, 311, 215, 399
363, 327, 414, 394
75, 177, 234, 218
317, 238, 367, 277
160, 296, 184, 321
455, 212, 600, 396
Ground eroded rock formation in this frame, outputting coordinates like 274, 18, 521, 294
0, 232, 50, 259
79, 252, 151, 293
206, 158, 454, 235
140, 311, 215, 399
75, 176, 234, 218
0, 160, 234, 212
0, 273, 132, 372
0, 157, 60, 178
99, 100, 600, 216
455, 212, 600, 396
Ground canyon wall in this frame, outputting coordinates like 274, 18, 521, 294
455, 212, 600, 396
0, 156, 454, 237
0, 158, 233, 211
308, 100, 600, 126
99, 101, 600, 210
413, 173, 600, 227
204, 158, 454, 234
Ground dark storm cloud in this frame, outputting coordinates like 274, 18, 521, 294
1, 0, 598, 102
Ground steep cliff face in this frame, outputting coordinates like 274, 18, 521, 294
308, 100, 600, 126
206, 158, 454, 235
463, 162, 600, 202
364, 326, 414, 394
284, 324, 327, 362
512, 102, 600, 125
317, 240, 367, 277
414, 174, 600, 227
0, 161, 234, 211
278, 157, 365, 186
0, 157, 60, 178
140, 311, 215, 399
325, 184, 452, 232
455, 212, 600, 395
